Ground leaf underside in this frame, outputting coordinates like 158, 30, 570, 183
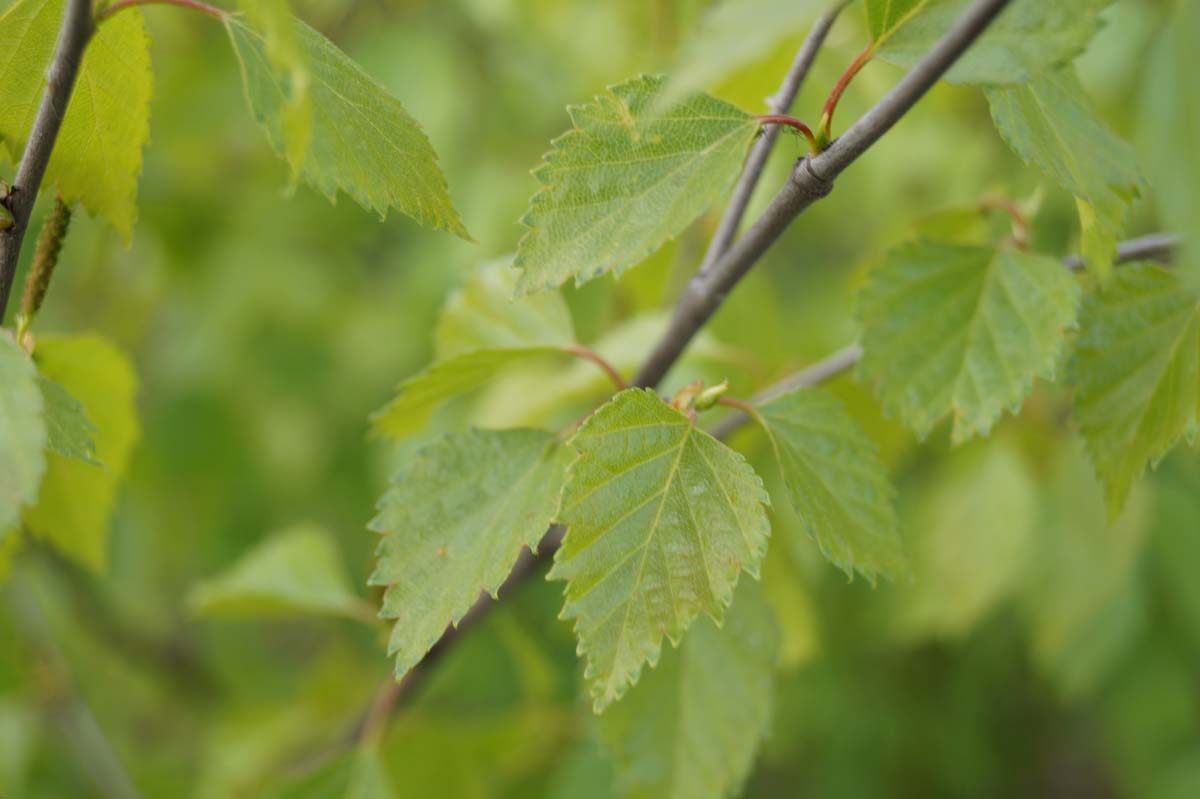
0, 336, 45, 537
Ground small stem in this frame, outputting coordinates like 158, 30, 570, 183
756, 115, 820, 155
979, 195, 1030, 248
819, 44, 875, 146
716, 396, 756, 415
563, 345, 627, 390
96, 0, 228, 22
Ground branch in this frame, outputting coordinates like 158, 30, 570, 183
709, 232, 1184, 439
633, 0, 1015, 388
697, 4, 845, 275
0, 0, 93, 326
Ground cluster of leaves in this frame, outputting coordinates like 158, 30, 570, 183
360, 0, 1197, 796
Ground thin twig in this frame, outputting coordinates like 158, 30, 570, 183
564, 344, 627, 390
0, 0, 93, 326
709, 232, 1183, 439
697, 5, 846, 276
96, 0, 228, 22
633, 0, 1016, 389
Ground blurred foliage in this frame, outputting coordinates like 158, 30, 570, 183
0, 0, 1197, 796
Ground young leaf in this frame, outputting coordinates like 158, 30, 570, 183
856, 240, 1080, 442
23, 335, 139, 572
0, 335, 45, 537
987, 67, 1144, 280
659, 0, 824, 107
895, 440, 1036, 639
871, 0, 1113, 86
224, 15, 469, 238
514, 76, 759, 295
1071, 264, 1200, 519
189, 523, 370, 619
36, 375, 98, 465
755, 388, 905, 582
597, 581, 777, 799
372, 262, 577, 438
434, 260, 575, 360
550, 388, 771, 712
369, 429, 569, 678
0, 0, 152, 240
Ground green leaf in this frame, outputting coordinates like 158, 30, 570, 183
1070, 264, 1200, 518
856, 240, 1080, 442
895, 440, 1036, 639
987, 67, 1144, 280
871, 0, 1113, 86
0, 0, 152, 239
236, 0, 311, 180
550, 388, 771, 711
514, 76, 759, 295
1140, 1, 1200, 291
36, 374, 98, 465
224, 14, 469, 238
369, 428, 569, 677
346, 744, 394, 799
23, 335, 138, 572
371, 348, 568, 439
660, 0, 824, 106
434, 260, 575, 360
597, 581, 777, 799
189, 523, 370, 619
0, 335, 44, 537
756, 387, 905, 582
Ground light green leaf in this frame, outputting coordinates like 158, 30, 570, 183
756, 388, 904, 582
660, 0, 824, 106
369, 428, 569, 677
0, 0, 152, 239
0, 335, 44, 537
1140, 1, 1200, 291
1019, 442, 1150, 695
236, 0, 311, 180
987, 67, 1144, 279
189, 523, 369, 620
856, 240, 1080, 442
23, 335, 138, 572
514, 76, 759, 295
895, 440, 1036, 639
434, 260, 575, 360
36, 374, 98, 465
550, 388, 771, 711
1071, 264, 1200, 518
224, 14, 468, 238
370, 348, 568, 439
871, 0, 1113, 86
598, 581, 777, 799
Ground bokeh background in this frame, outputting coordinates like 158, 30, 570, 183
2, 0, 1198, 796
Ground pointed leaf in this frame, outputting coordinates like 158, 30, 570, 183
514, 76, 759, 295
0, 0, 152, 239
1071, 264, 1200, 518
23, 335, 138, 572
224, 14, 468, 238
550, 388, 771, 711
369, 428, 569, 677
756, 388, 905, 582
987, 67, 1144, 279
189, 523, 369, 619
660, 0, 824, 106
0, 335, 44, 537
435, 260, 575, 360
370, 348, 568, 439
856, 240, 1080, 442
36, 374, 98, 465
598, 581, 777, 799
895, 440, 1036, 639
871, 0, 1113, 86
